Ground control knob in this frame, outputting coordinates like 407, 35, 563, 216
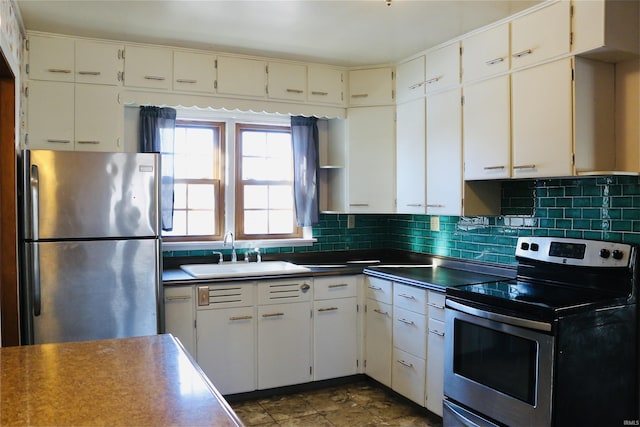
599, 248, 610, 259
612, 249, 624, 260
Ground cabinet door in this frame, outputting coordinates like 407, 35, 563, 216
347, 106, 395, 213
462, 23, 509, 83
511, 1, 571, 69
396, 56, 425, 103
425, 42, 460, 94
512, 58, 573, 178
426, 318, 445, 416
216, 56, 266, 98
28, 35, 74, 82
164, 286, 196, 357
365, 298, 392, 387
173, 51, 216, 93
463, 75, 511, 180
123, 45, 172, 90
314, 297, 358, 381
308, 65, 344, 105
26, 80, 74, 150
268, 62, 307, 101
257, 301, 312, 389
392, 347, 426, 406
396, 98, 426, 213
197, 306, 257, 395
75, 84, 123, 152
75, 40, 123, 85
348, 67, 394, 106
426, 89, 462, 215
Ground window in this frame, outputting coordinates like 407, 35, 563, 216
235, 123, 301, 239
162, 120, 224, 241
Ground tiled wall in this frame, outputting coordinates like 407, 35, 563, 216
165, 176, 640, 267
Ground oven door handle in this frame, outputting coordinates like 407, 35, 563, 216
446, 299, 552, 332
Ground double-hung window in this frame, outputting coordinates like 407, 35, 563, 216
162, 120, 224, 241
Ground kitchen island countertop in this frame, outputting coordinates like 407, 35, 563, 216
0, 334, 243, 427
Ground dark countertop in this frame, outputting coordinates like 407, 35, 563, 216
0, 334, 243, 427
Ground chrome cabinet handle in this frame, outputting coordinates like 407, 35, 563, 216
485, 57, 505, 66
262, 312, 285, 318
408, 81, 425, 90
425, 76, 443, 85
77, 140, 100, 145
229, 315, 253, 321
513, 164, 536, 170
351, 93, 369, 98
398, 318, 415, 326
397, 359, 414, 368
328, 283, 348, 288
176, 78, 197, 83
47, 68, 71, 73
406, 203, 424, 207
318, 307, 338, 312
398, 293, 416, 300
349, 203, 369, 207
483, 165, 505, 170
144, 75, 166, 81
165, 295, 191, 301
78, 71, 101, 75
512, 49, 533, 58
311, 91, 328, 96
427, 204, 445, 208
427, 302, 444, 310
286, 88, 304, 93
373, 308, 389, 316
429, 329, 445, 337
46, 139, 71, 144
368, 285, 383, 291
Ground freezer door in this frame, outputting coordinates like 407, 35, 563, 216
23, 150, 159, 240
26, 239, 160, 344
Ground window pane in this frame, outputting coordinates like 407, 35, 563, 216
173, 183, 187, 209
242, 157, 268, 180
269, 210, 294, 234
164, 211, 187, 236
244, 210, 268, 234
245, 185, 268, 209
187, 211, 215, 236
269, 185, 293, 209
189, 184, 215, 210
242, 132, 267, 156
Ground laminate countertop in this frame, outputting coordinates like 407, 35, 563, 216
0, 334, 244, 427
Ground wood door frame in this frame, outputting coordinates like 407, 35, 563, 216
0, 50, 18, 346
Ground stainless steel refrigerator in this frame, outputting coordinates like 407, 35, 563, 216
20, 149, 161, 344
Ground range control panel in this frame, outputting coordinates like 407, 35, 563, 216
515, 237, 632, 267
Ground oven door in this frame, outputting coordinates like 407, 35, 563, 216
444, 300, 554, 427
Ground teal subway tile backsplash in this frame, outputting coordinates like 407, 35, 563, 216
164, 176, 640, 267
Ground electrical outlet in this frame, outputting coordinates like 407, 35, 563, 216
430, 216, 440, 232
347, 215, 355, 229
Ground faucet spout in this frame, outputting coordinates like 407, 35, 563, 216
223, 231, 237, 262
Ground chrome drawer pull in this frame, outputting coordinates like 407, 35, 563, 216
406, 203, 424, 207
368, 285, 383, 291
483, 165, 505, 170
485, 57, 505, 66
373, 309, 389, 316
351, 93, 369, 98
47, 68, 71, 73
512, 49, 533, 58
349, 203, 370, 207
398, 293, 416, 300
427, 302, 444, 309
176, 78, 197, 83
513, 164, 536, 170
426, 204, 445, 208
311, 91, 328, 96
262, 312, 285, 318
429, 329, 445, 337
286, 88, 304, 93
318, 307, 338, 312
46, 139, 71, 144
408, 82, 424, 90
165, 295, 191, 301
398, 318, 415, 326
144, 75, 166, 81
77, 140, 100, 145
425, 76, 442, 85
397, 360, 414, 368
78, 71, 101, 75
229, 315, 253, 321
329, 283, 348, 288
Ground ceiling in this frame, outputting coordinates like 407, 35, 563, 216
16, 0, 543, 67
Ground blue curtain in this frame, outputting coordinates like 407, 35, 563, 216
291, 116, 319, 227
139, 106, 177, 231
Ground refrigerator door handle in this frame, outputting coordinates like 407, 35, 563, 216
32, 243, 41, 316
30, 164, 40, 240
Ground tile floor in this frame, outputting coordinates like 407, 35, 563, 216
229, 379, 444, 427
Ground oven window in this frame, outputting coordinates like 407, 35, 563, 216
453, 319, 537, 405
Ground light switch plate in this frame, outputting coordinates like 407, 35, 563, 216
347, 215, 355, 229
430, 216, 440, 232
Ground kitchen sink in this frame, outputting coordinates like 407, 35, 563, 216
180, 261, 311, 279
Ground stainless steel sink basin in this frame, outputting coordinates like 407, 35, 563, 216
180, 261, 311, 279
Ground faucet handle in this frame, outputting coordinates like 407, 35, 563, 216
255, 248, 261, 263
212, 251, 224, 264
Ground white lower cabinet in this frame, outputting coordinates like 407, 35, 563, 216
426, 290, 446, 416
163, 286, 196, 357
392, 347, 427, 405
257, 278, 313, 389
365, 297, 393, 387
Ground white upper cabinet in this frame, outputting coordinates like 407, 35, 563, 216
74, 84, 122, 152
267, 62, 307, 101
425, 43, 460, 94
395, 56, 425, 103
396, 98, 426, 213
216, 56, 266, 98
173, 51, 216, 93
123, 45, 172, 90
348, 67, 394, 106
462, 23, 510, 83
75, 40, 123, 86
511, 58, 573, 178
307, 65, 344, 105
27, 35, 75, 82
26, 81, 75, 150
463, 75, 511, 180
572, 0, 639, 62
511, 1, 571, 69
426, 89, 462, 215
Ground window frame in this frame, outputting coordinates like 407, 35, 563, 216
235, 122, 302, 240
162, 119, 225, 242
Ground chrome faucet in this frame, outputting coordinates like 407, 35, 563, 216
223, 231, 237, 262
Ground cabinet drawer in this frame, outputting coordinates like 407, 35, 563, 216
393, 307, 426, 359
196, 283, 255, 309
428, 317, 445, 338
257, 278, 312, 305
394, 283, 427, 314
314, 276, 357, 300
392, 347, 426, 406
365, 276, 393, 304
427, 290, 445, 321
